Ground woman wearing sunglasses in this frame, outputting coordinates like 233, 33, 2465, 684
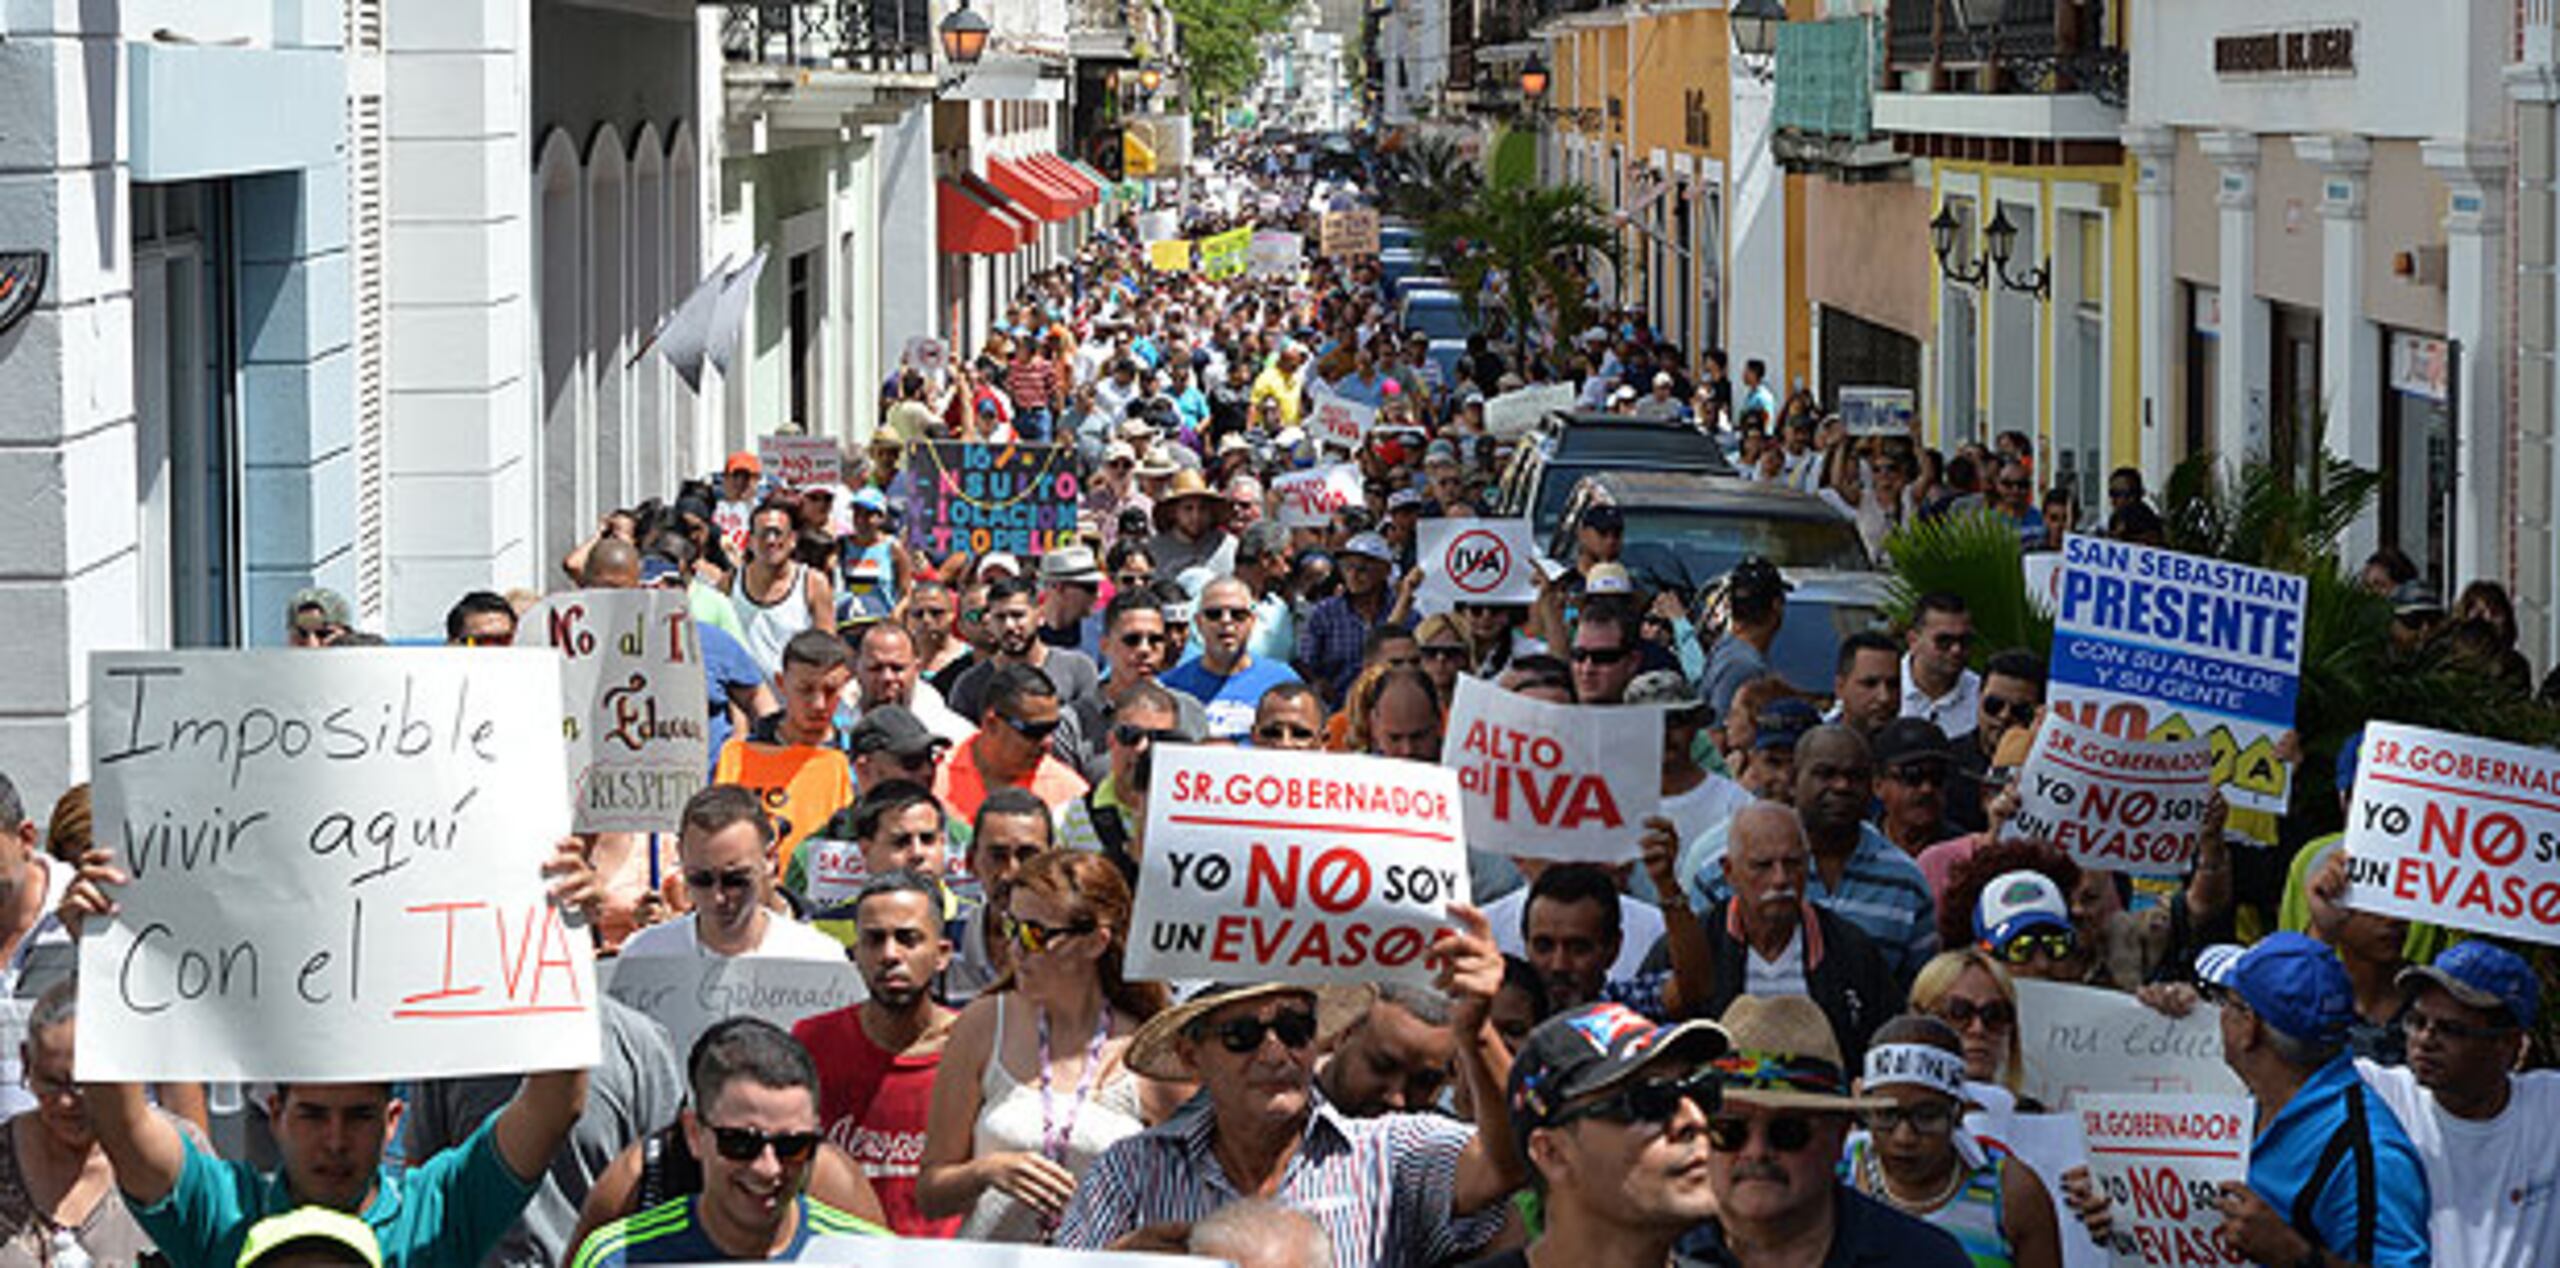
1908, 950, 2028, 1108
1845, 1017, 2062, 1268
917, 851, 1173, 1243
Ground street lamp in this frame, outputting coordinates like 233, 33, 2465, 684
1139, 65, 1163, 92
1982, 205, 2051, 300
939, 3, 991, 68
1730, 0, 1785, 82
1518, 53, 1549, 99
1929, 203, 1988, 288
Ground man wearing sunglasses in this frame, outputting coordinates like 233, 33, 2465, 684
1056, 684, 1194, 885
1678, 996, 1970, 1267
1899, 592, 1980, 739
1163, 576, 1304, 741
621, 785, 848, 962
1946, 650, 2042, 835
935, 664, 1090, 825
1870, 719, 1961, 858
1462, 1004, 1729, 1268
1568, 599, 1645, 706
1082, 589, 1210, 779
574, 1019, 886, 1263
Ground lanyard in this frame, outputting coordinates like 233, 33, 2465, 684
1037, 1003, 1113, 1165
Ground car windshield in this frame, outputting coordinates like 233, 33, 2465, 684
1614, 509, 1872, 594
1404, 301, 1468, 341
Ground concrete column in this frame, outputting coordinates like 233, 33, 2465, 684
2292, 134, 2378, 566
2506, 65, 2560, 666
2123, 126, 2179, 484
2200, 130, 2267, 464
2422, 140, 2514, 592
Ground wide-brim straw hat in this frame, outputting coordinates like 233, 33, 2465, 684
1712, 995, 1895, 1112
1152, 468, 1234, 532
1125, 981, 1376, 1079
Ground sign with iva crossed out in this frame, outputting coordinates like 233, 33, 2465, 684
1416, 518, 1539, 612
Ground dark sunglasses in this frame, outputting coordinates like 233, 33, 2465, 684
1936, 997, 2017, 1029
1556, 1071, 1720, 1127
1997, 931, 2077, 965
1113, 722, 1185, 747
1203, 1009, 1319, 1054
1705, 1113, 1819, 1154
1886, 762, 1949, 788
999, 712, 1062, 740
1928, 632, 1973, 650
1120, 631, 1170, 649
1572, 645, 1631, 666
1005, 913, 1097, 955
1861, 1102, 1956, 1136
1199, 606, 1253, 623
1978, 695, 2035, 721
684, 867, 757, 894
1421, 644, 1469, 661
705, 1122, 821, 1166
1255, 722, 1318, 743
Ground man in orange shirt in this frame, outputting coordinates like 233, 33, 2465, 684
933, 663, 1089, 823
714, 629, 857, 874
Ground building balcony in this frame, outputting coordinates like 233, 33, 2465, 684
1882, 0, 2125, 105
721, 0, 935, 74
1775, 18, 1902, 178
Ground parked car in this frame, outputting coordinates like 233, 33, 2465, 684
1399, 290, 1474, 343
1550, 471, 1889, 696
1492, 411, 1737, 540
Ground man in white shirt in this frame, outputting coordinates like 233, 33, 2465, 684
620, 785, 846, 960
851, 622, 972, 743
2359, 941, 2560, 1268
1899, 591, 1981, 738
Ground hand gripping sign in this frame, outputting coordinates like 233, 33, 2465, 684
2342, 722, 2560, 945
516, 588, 709, 833
80, 649, 599, 1083
2010, 713, 2214, 877
1129, 745, 1469, 989
1441, 675, 1660, 862
2075, 1093, 2253, 1268
1415, 519, 1540, 612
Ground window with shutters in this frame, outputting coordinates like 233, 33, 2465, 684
347, 0, 388, 620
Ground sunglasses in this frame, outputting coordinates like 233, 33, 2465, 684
1885, 763, 1949, 788
1572, 645, 1631, 666
1114, 572, 1154, 588
999, 712, 1062, 741
1998, 931, 2077, 964
1255, 722, 1318, 743
1120, 631, 1169, 649
1555, 1071, 1720, 1127
1978, 695, 2035, 722
1935, 997, 2017, 1030
684, 867, 757, 894
1421, 644, 1469, 661
1927, 633, 1972, 651
1203, 1009, 1320, 1054
1199, 606, 1253, 624
1861, 1102, 1956, 1136
705, 1122, 822, 1166
1705, 1113, 1819, 1154
1005, 913, 1097, 955
1113, 722, 1185, 747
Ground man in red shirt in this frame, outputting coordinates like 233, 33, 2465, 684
792, 870, 959, 1237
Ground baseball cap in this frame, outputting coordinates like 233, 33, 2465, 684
1579, 502, 1625, 534
725, 450, 761, 476
2205, 931, 2356, 1044
1507, 1003, 1729, 1132
1387, 488, 1424, 512
1873, 717, 1953, 771
977, 552, 1024, 582
1754, 698, 1821, 751
1610, 384, 1639, 403
1342, 532, 1395, 564
1583, 562, 1635, 595
638, 557, 684, 588
849, 705, 949, 759
1103, 440, 1138, 466
1625, 670, 1707, 718
1972, 870, 2072, 949
1726, 556, 1793, 604
2398, 940, 2539, 1029
237, 1207, 383, 1268
288, 587, 353, 635
849, 486, 888, 514
2391, 581, 2446, 618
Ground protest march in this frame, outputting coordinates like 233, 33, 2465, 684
10, 134, 2559, 1268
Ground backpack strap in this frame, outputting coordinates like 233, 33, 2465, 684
2287, 1087, 2376, 1262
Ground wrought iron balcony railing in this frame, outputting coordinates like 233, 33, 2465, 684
721, 0, 934, 74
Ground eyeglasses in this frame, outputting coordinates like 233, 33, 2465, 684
1555, 1071, 1720, 1127
1120, 631, 1169, 649
1199, 606, 1252, 624
704, 1122, 822, 1166
1114, 572, 1154, 588
1571, 645, 1631, 666
1935, 997, 2017, 1030
998, 711, 1062, 741
1422, 644, 1469, 661
2400, 1010, 2517, 1043
1861, 1102, 1957, 1136
754, 526, 792, 541
1255, 722, 1319, 743
1978, 695, 2036, 722
1885, 763, 1949, 789
684, 867, 758, 894
1202, 1009, 1320, 1054
1005, 913, 1098, 955
1997, 931, 2077, 965
1705, 1114, 1819, 1154
1113, 722, 1185, 747
1927, 632, 1973, 651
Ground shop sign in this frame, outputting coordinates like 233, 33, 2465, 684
2215, 25, 2356, 78
2389, 332, 2451, 405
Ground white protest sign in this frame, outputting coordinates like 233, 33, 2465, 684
1837, 386, 1916, 437
2025, 551, 2065, 617
2013, 979, 2243, 1109
901, 334, 950, 377
601, 954, 863, 1059
2012, 713, 2214, 877
1441, 676, 1660, 862
1415, 518, 1539, 611
1271, 464, 1364, 529
797, 836, 868, 910
80, 650, 597, 1082
1130, 745, 1468, 989
1975, 1111, 2109, 1268
1482, 382, 1576, 439
2342, 722, 2560, 944
1307, 386, 1377, 450
1136, 209, 1179, 244
759, 434, 842, 490
2051, 534, 2305, 812
516, 589, 708, 834
1248, 229, 1303, 278
2076, 1093, 2253, 1268
804, 1239, 1223, 1268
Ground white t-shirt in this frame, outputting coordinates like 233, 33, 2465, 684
1743, 926, 1808, 998
617, 910, 848, 961
1662, 773, 1754, 852
1487, 889, 1666, 982
2359, 1060, 2560, 1268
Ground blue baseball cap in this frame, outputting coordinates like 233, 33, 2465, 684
1753, 698, 1821, 751
2399, 941, 2539, 1030
2206, 932, 2355, 1044
1972, 870, 2072, 949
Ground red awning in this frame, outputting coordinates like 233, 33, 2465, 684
957, 173, 1039, 243
987, 157, 1077, 222
1027, 154, 1098, 209
938, 178, 1025, 255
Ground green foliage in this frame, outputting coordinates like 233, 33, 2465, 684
1164, 0, 1297, 114
1419, 166, 1619, 364
1879, 509, 2050, 661
1378, 134, 1479, 223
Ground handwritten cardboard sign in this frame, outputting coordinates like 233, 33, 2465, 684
80, 650, 597, 1082
758, 434, 842, 491
1416, 518, 1539, 611
2076, 1093, 2253, 1268
1441, 676, 1659, 862
1271, 464, 1364, 529
2012, 713, 2214, 877
897, 442, 1082, 559
2341, 722, 2560, 945
2050, 535, 2306, 812
1199, 226, 1252, 280
1248, 230, 1303, 278
1307, 386, 1376, 450
601, 954, 864, 1059
2014, 979, 2243, 1110
515, 589, 707, 833
1320, 207, 1380, 257
1482, 382, 1575, 439
1837, 386, 1916, 437
1129, 745, 1468, 989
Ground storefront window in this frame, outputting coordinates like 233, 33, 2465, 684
2184, 284, 2218, 463
2381, 329, 2456, 587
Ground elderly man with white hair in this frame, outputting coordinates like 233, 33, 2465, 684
1189, 1200, 1334, 1268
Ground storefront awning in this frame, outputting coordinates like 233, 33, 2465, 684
1066, 158, 1118, 200
957, 173, 1039, 243
938, 178, 1028, 255
1026, 154, 1098, 209
987, 156, 1078, 222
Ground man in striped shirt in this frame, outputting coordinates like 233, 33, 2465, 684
1056, 910, 1524, 1268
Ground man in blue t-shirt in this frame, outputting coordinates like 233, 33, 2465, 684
1162, 576, 1302, 740
66, 842, 596, 1268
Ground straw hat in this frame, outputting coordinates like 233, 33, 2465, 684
1711, 995, 1893, 1112
1152, 468, 1234, 532
1124, 981, 1376, 1079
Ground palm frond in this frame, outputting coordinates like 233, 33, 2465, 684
1881, 510, 2051, 662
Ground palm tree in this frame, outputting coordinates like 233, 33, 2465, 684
1420, 167, 1619, 371
1378, 133, 1478, 223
